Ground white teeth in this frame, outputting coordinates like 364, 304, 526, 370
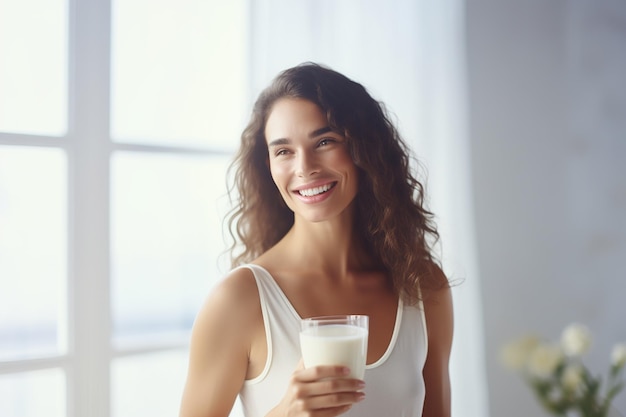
298, 183, 333, 197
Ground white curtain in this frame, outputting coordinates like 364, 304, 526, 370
247, 1, 489, 416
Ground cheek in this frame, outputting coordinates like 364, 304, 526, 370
332, 151, 358, 174
268, 161, 288, 187
337, 155, 359, 190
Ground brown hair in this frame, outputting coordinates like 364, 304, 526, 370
226, 62, 446, 303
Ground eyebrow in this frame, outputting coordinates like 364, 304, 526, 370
309, 126, 333, 138
267, 126, 334, 148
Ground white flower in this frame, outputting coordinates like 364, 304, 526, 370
527, 344, 564, 379
611, 343, 626, 368
500, 335, 540, 370
561, 364, 584, 392
561, 323, 592, 357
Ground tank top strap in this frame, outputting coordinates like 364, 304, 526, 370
238, 264, 301, 385
241, 264, 302, 322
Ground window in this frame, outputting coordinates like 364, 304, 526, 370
0, 0, 248, 416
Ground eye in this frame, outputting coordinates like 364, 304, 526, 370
274, 148, 290, 157
318, 137, 336, 147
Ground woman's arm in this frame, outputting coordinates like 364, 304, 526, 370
421, 271, 454, 417
178, 270, 256, 417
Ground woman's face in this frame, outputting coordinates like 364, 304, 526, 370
264, 98, 359, 223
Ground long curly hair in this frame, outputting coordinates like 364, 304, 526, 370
226, 62, 446, 304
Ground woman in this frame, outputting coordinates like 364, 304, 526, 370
179, 62, 453, 417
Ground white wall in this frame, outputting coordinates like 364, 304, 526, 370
466, 0, 626, 415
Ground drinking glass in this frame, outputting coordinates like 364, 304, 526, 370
299, 315, 369, 379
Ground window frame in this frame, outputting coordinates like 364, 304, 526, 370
0, 0, 245, 415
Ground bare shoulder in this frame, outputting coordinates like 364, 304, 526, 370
188, 265, 262, 368
188, 266, 262, 362
209, 266, 260, 304
195, 266, 261, 331
420, 262, 453, 363
179, 266, 261, 417
421, 263, 453, 335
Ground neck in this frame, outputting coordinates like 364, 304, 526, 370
279, 215, 374, 278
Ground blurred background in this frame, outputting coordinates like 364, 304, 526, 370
0, 0, 624, 416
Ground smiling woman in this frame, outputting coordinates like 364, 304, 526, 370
179, 63, 453, 417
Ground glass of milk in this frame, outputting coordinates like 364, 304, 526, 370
299, 315, 369, 379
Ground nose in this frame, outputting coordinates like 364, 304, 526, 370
295, 150, 319, 177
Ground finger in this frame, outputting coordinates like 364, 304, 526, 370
316, 404, 353, 417
294, 404, 353, 417
291, 377, 365, 401
299, 390, 365, 411
333, 404, 354, 416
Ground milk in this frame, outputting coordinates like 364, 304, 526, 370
299, 324, 368, 379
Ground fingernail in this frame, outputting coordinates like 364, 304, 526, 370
356, 393, 366, 402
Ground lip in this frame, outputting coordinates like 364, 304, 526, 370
292, 180, 337, 194
292, 180, 337, 202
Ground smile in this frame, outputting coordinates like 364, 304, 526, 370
297, 182, 336, 197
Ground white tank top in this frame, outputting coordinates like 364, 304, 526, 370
238, 264, 428, 417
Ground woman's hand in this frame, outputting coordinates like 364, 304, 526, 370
270, 363, 365, 417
